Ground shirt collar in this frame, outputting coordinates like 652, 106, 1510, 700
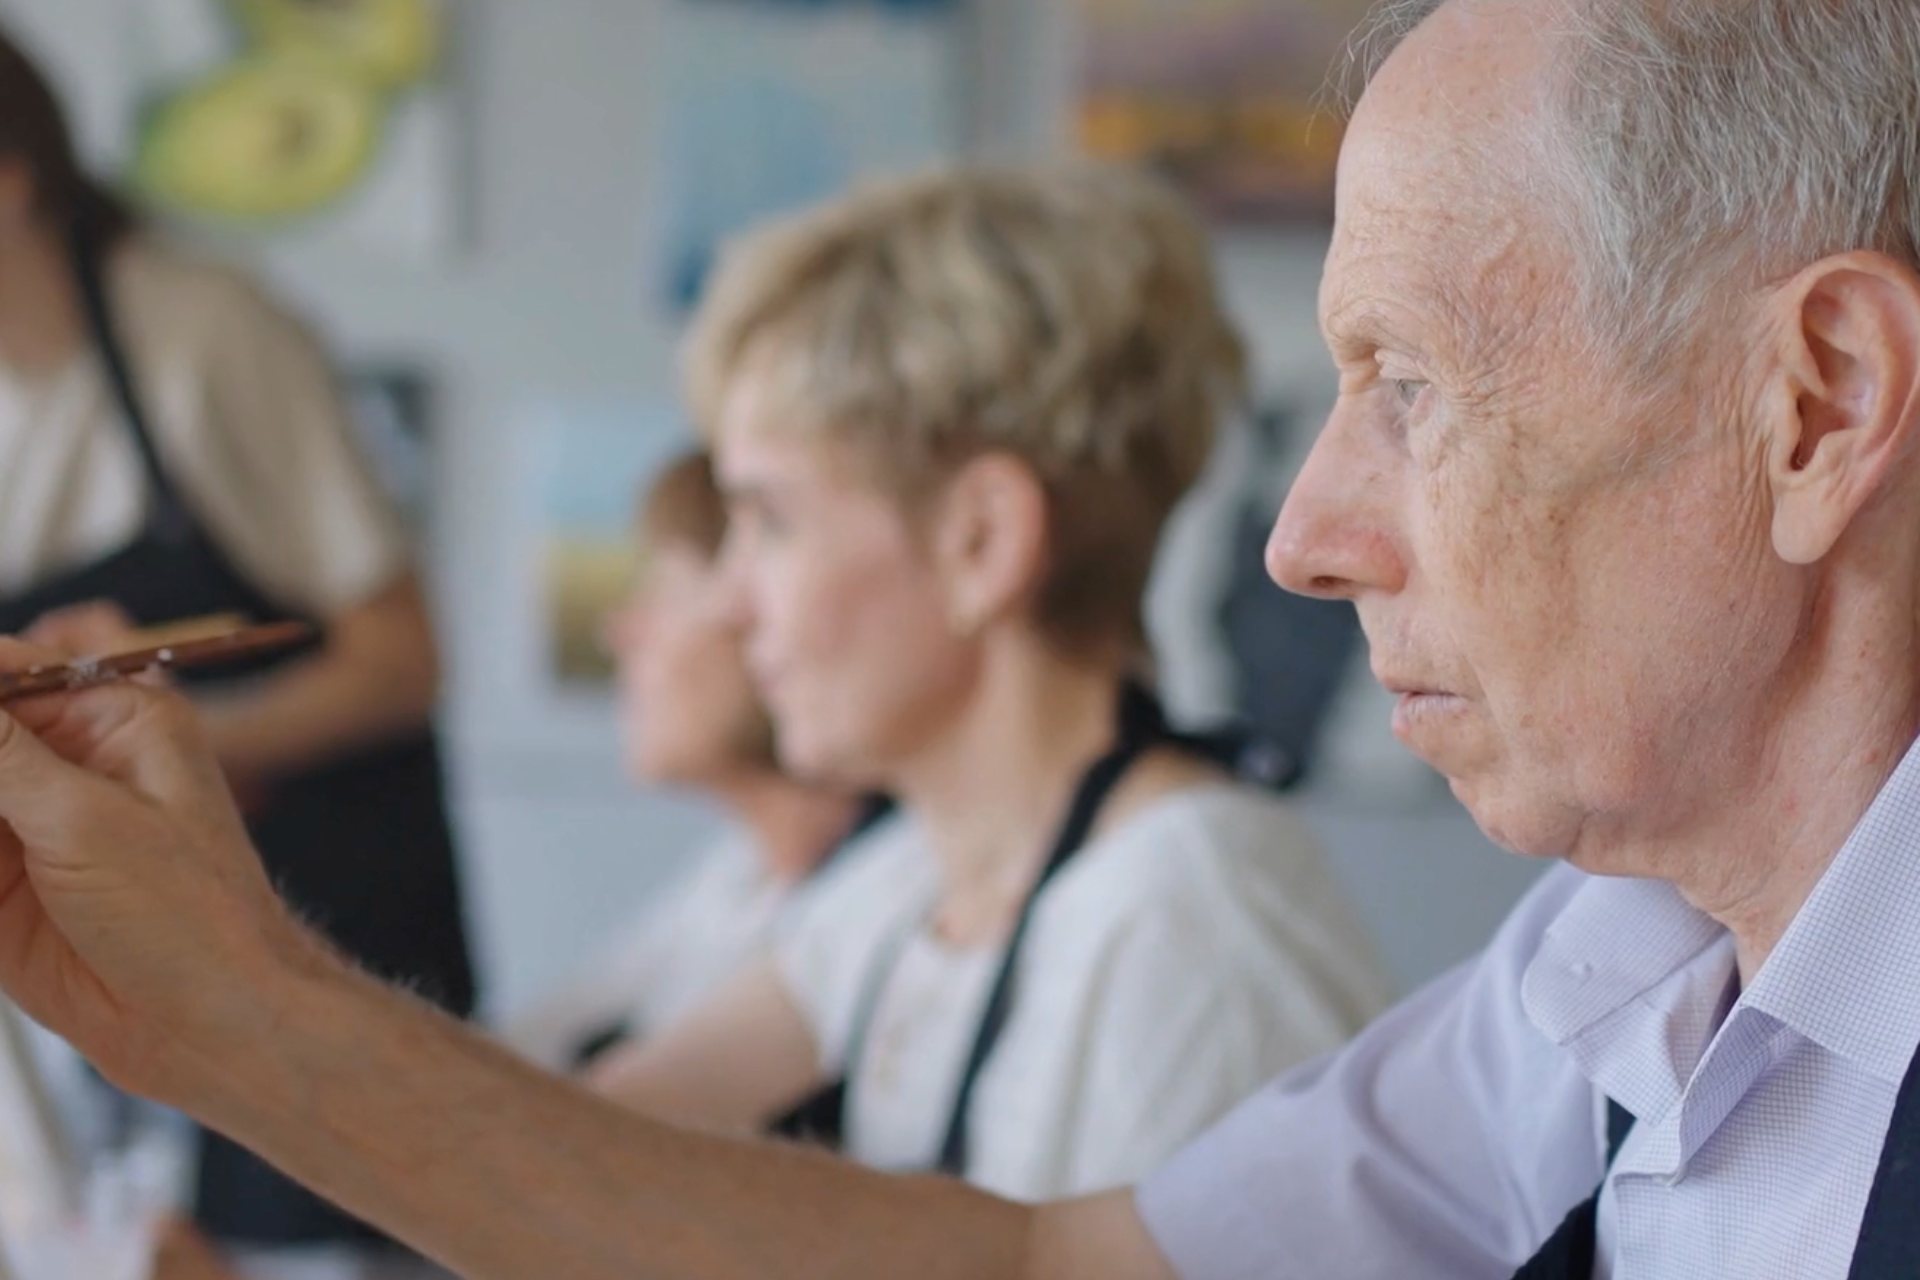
1522, 869, 1734, 1121
1523, 732, 1920, 1099
1522, 873, 1726, 1050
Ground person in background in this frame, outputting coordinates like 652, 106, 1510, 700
0, 26, 474, 1280
508, 449, 884, 1072
584, 164, 1391, 1200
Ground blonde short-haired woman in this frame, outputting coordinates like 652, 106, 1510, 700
591, 164, 1391, 1201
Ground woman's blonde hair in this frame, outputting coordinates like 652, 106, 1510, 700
684, 163, 1248, 658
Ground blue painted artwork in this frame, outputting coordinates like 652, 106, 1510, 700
654, 0, 965, 311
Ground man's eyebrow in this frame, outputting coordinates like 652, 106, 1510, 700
1321, 299, 1402, 352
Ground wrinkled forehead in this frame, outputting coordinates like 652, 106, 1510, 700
1321, 0, 1568, 350
1321, 129, 1549, 353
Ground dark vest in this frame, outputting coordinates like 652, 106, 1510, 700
1515, 1052, 1920, 1278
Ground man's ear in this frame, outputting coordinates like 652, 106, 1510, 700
927, 453, 1051, 637
1767, 251, 1920, 565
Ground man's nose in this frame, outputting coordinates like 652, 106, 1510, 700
1265, 409, 1408, 601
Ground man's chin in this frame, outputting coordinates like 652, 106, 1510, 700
1449, 776, 1578, 861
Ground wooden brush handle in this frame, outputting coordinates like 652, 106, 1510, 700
0, 622, 315, 703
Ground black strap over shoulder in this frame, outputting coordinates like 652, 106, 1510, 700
777, 681, 1182, 1165
65, 224, 194, 544
774, 682, 1293, 1175
928, 680, 1170, 1174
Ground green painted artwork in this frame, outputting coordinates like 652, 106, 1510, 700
138, 57, 384, 221
229, 0, 444, 88
136, 0, 447, 229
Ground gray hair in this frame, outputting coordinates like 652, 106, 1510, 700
1346, 0, 1920, 373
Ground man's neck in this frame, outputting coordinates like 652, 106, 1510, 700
710, 771, 864, 885
0, 222, 86, 377
1692, 720, 1916, 986
1626, 586, 1920, 985
889, 643, 1126, 946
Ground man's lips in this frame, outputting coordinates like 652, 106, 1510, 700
1374, 670, 1466, 737
1387, 688, 1468, 742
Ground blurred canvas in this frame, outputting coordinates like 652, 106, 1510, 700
1077, 0, 1374, 221
653, 0, 963, 311
533, 404, 688, 688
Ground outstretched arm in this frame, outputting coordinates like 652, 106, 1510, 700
0, 655, 1174, 1280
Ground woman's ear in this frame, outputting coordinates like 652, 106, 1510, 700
928, 453, 1051, 638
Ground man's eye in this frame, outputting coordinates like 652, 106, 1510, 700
1390, 378, 1429, 409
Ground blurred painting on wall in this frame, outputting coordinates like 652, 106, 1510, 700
1076, 0, 1372, 222
534, 404, 689, 688
119, 0, 463, 261
653, 0, 965, 311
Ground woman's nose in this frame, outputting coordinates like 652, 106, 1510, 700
710, 536, 756, 632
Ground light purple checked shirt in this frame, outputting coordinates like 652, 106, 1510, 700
1137, 734, 1920, 1279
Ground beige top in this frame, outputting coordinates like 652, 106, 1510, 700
779, 783, 1394, 1201
0, 238, 407, 616
508, 831, 808, 1071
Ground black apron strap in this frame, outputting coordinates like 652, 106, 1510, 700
65, 225, 195, 544
930, 680, 1171, 1175
1510, 1100, 1634, 1280
776, 682, 1178, 1165
1848, 1041, 1920, 1279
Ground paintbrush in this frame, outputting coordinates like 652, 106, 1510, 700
0, 621, 315, 704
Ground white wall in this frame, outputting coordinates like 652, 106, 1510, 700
3, 0, 1542, 1013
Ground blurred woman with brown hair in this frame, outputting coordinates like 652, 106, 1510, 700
509, 449, 885, 1070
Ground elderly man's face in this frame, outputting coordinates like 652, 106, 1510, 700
1269, 4, 1800, 863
